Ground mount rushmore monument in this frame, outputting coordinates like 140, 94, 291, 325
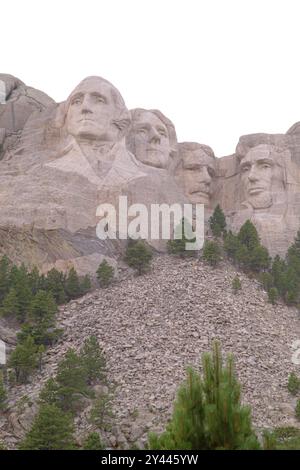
1, 73, 300, 274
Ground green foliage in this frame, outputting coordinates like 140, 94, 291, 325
0, 371, 7, 411
0, 287, 20, 318
89, 390, 114, 431
248, 245, 270, 272
237, 220, 260, 251
223, 231, 241, 261
268, 287, 279, 305
80, 275, 92, 295
97, 260, 114, 287
19, 404, 75, 450
9, 264, 33, 322
82, 432, 104, 450
258, 272, 274, 292
263, 426, 300, 450
148, 342, 260, 450
0, 256, 11, 303
124, 239, 153, 275
167, 218, 196, 257
209, 205, 227, 238
80, 336, 106, 384
295, 400, 300, 420
45, 268, 66, 304
202, 240, 221, 266
8, 336, 38, 384
287, 372, 300, 395
65, 267, 81, 300
232, 276, 241, 294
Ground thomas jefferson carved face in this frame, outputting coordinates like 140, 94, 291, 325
129, 110, 173, 169
239, 144, 285, 209
65, 77, 128, 143
180, 145, 216, 205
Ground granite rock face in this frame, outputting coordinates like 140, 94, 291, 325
1, 73, 300, 271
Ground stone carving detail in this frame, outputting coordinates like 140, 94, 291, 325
126, 108, 177, 169
176, 142, 217, 207
1, 73, 300, 271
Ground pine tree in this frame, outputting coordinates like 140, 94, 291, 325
80, 336, 106, 384
286, 229, 300, 278
268, 287, 279, 305
65, 267, 81, 300
271, 256, 288, 296
96, 260, 114, 288
209, 205, 227, 238
80, 274, 92, 295
124, 239, 153, 275
148, 342, 260, 450
167, 218, 196, 257
296, 400, 300, 420
8, 336, 38, 383
9, 264, 33, 322
223, 231, 241, 262
0, 371, 7, 411
19, 404, 75, 450
82, 432, 104, 450
0, 255, 11, 303
45, 268, 66, 304
249, 245, 270, 272
28, 266, 42, 296
28, 290, 59, 345
258, 272, 274, 292
287, 372, 300, 395
55, 349, 90, 413
0, 287, 20, 318
238, 220, 260, 251
232, 275, 242, 294
202, 240, 221, 266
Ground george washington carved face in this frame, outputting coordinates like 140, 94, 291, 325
61, 76, 130, 143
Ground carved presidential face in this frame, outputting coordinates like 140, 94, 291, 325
240, 144, 285, 209
182, 149, 216, 205
130, 111, 172, 169
66, 77, 124, 143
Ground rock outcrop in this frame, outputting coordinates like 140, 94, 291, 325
1, 73, 300, 271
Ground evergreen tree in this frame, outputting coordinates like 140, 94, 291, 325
223, 231, 241, 262
209, 205, 227, 238
8, 336, 38, 383
80, 274, 92, 295
286, 229, 300, 278
0, 371, 7, 411
39, 377, 61, 407
55, 349, 91, 413
97, 260, 114, 288
28, 290, 58, 345
248, 245, 270, 272
238, 220, 260, 251
82, 432, 104, 450
124, 239, 153, 275
258, 272, 274, 292
148, 342, 259, 450
80, 336, 106, 384
28, 266, 42, 296
295, 400, 300, 420
167, 218, 196, 257
202, 240, 221, 266
9, 264, 33, 322
271, 256, 288, 296
0, 255, 11, 303
235, 244, 251, 270
45, 268, 66, 304
65, 267, 81, 300
0, 287, 20, 318
287, 372, 300, 395
19, 404, 75, 450
232, 275, 242, 294
268, 287, 279, 305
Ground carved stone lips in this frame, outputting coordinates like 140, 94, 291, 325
248, 187, 265, 194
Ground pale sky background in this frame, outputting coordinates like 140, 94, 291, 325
1, 0, 300, 156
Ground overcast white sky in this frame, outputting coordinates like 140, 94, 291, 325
1, 0, 300, 156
